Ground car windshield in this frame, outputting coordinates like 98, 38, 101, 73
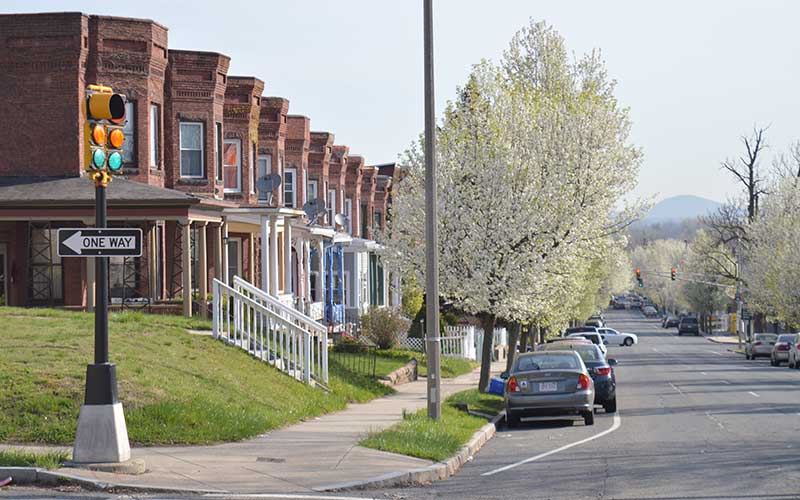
777, 335, 795, 343
754, 334, 776, 342
516, 354, 580, 371
683, 318, 697, 324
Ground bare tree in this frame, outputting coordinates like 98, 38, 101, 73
720, 126, 769, 222
772, 140, 800, 182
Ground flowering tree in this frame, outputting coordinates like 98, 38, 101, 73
382, 20, 641, 391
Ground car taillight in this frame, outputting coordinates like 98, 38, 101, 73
595, 367, 611, 376
754, 342, 762, 346
577, 374, 591, 390
778, 345, 790, 351
508, 376, 519, 393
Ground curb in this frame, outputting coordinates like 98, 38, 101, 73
315, 411, 505, 492
0, 466, 227, 495
706, 337, 740, 346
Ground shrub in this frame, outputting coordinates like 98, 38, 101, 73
361, 307, 411, 350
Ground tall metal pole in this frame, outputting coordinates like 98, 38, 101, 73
423, 0, 441, 420
95, 184, 109, 364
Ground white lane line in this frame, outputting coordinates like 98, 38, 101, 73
706, 350, 724, 356
205, 495, 380, 500
705, 411, 726, 430
701, 372, 708, 375
721, 380, 731, 384
482, 414, 622, 477
668, 382, 684, 394
748, 391, 760, 398
652, 347, 659, 352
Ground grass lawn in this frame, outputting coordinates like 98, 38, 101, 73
0, 449, 70, 469
0, 307, 392, 446
359, 389, 503, 462
374, 349, 478, 379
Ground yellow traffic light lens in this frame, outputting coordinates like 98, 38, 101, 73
109, 128, 125, 148
91, 125, 106, 145
92, 149, 106, 168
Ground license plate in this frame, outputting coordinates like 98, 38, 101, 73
539, 382, 558, 392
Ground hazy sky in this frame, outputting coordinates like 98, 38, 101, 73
6, 1, 800, 203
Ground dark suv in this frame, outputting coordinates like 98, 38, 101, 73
678, 317, 700, 336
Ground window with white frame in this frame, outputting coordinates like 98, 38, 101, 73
215, 123, 223, 181
179, 122, 204, 177
327, 188, 336, 225
284, 168, 296, 207
345, 197, 353, 234
122, 101, 136, 163
257, 154, 272, 202
223, 138, 241, 192
308, 179, 318, 203
149, 103, 159, 168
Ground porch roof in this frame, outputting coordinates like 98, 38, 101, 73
0, 176, 200, 208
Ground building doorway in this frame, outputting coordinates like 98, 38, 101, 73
0, 243, 7, 306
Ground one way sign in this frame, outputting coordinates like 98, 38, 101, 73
58, 228, 142, 257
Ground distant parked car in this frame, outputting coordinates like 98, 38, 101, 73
585, 319, 604, 328
662, 316, 680, 328
771, 334, 796, 366
565, 326, 600, 336
678, 317, 700, 336
539, 342, 617, 413
787, 334, 800, 369
744, 333, 777, 360
504, 351, 595, 427
641, 305, 656, 317
598, 327, 638, 347
566, 331, 608, 356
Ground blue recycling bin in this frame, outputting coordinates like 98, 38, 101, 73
488, 376, 505, 396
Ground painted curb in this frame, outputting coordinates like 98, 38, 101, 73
0, 466, 226, 494
315, 411, 505, 492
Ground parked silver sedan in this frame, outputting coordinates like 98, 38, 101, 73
504, 351, 595, 427
745, 333, 777, 360
770, 334, 796, 366
787, 333, 800, 369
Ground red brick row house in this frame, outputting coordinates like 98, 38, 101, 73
0, 11, 398, 321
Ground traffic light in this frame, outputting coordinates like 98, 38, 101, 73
671, 267, 676, 281
84, 86, 126, 176
635, 268, 643, 288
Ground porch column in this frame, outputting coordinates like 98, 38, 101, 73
222, 222, 229, 285
249, 233, 255, 283
269, 215, 279, 295
197, 222, 208, 318
316, 238, 325, 304
182, 220, 192, 317
214, 223, 223, 287
283, 219, 292, 295
149, 224, 158, 302
260, 215, 269, 293
304, 239, 312, 307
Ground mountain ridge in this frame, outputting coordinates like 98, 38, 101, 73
642, 195, 721, 224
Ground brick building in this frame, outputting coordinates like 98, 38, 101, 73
0, 11, 398, 323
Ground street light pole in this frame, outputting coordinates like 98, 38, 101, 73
423, 0, 441, 420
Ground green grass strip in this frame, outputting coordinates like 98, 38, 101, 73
0, 449, 70, 469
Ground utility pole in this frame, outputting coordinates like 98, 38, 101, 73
423, 0, 441, 420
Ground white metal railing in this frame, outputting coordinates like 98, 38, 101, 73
213, 279, 328, 385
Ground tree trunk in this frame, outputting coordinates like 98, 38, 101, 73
519, 323, 531, 354
505, 322, 522, 374
478, 312, 496, 392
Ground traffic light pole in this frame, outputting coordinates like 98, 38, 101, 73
94, 183, 109, 365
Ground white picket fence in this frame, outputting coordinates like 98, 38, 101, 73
400, 325, 506, 362
212, 277, 328, 386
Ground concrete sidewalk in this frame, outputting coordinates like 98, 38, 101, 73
53, 362, 503, 494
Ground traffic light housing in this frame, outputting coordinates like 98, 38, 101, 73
84, 86, 126, 176
671, 267, 676, 281
635, 268, 643, 288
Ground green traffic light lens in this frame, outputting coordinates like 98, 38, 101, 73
92, 149, 106, 168
108, 152, 123, 172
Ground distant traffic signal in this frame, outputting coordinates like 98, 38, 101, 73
635, 268, 643, 288
84, 86, 126, 175
671, 267, 676, 281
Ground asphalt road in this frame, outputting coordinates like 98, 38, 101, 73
4, 308, 800, 500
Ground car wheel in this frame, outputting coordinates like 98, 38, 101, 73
771, 358, 778, 367
624, 337, 633, 346
678, 332, 682, 336
583, 411, 595, 426
604, 398, 617, 413
745, 352, 750, 360
506, 412, 520, 428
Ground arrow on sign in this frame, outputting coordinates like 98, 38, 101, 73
58, 228, 142, 257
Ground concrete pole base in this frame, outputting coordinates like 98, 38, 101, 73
72, 402, 132, 464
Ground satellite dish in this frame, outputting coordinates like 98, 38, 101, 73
334, 213, 348, 228
257, 173, 282, 195
303, 198, 326, 225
